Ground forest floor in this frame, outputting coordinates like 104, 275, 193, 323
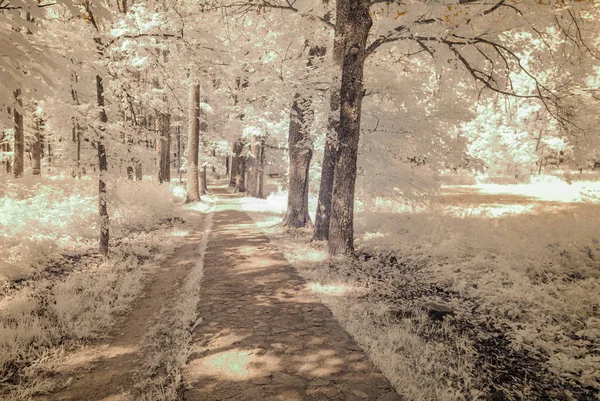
3, 182, 404, 401
242, 177, 600, 401
35, 215, 209, 401
0, 179, 214, 401
3, 176, 599, 401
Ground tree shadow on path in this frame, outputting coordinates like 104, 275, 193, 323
183, 188, 402, 401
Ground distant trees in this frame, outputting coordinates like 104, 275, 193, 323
2, 0, 599, 259
12, 89, 24, 178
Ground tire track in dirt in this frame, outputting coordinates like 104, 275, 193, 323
37, 213, 209, 401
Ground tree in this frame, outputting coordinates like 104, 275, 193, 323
230, 139, 246, 192
246, 136, 264, 198
326, 0, 371, 256
313, 1, 345, 241
96, 75, 110, 257
281, 94, 314, 227
12, 89, 24, 178
157, 111, 171, 183
186, 83, 201, 203
32, 108, 42, 176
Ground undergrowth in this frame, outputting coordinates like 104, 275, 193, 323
0, 177, 185, 400
241, 187, 600, 401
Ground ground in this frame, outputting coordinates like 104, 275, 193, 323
241, 175, 600, 400
183, 188, 400, 401
1, 182, 403, 401
1, 175, 599, 401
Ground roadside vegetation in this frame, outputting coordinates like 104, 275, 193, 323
242, 174, 600, 400
0, 178, 198, 400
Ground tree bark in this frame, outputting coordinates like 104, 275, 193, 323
327, 0, 372, 256
96, 75, 110, 257
230, 139, 244, 188
32, 115, 42, 176
199, 112, 208, 194
75, 122, 81, 178
314, 4, 347, 241
282, 94, 313, 228
1, 130, 9, 173
246, 136, 264, 198
13, 89, 24, 178
199, 165, 208, 194
186, 84, 201, 202
176, 125, 181, 170
235, 152, 246, 193
157, 111, 171, 183
135, 163, 143, 181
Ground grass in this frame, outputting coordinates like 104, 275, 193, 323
241, 178, 600, 400
134, 207, 214, 401
0, 176, 197, 400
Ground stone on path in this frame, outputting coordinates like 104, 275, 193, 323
182, 189, 402, 401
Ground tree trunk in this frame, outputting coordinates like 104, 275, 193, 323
225, 156, 230, 177
1, 130, 9, 173
176, 125, 181, 169
96, 75, 110, 257
314, 5, 347, 241
235, 155, 246, 193
282, 95, 313, 228
246, 139, 257, 196
257, 142, 264, 198
199, 165, 208, 194
327, 0, 372, 256
246, 136, 264, 198
13, 89, 24, 178
76, 126, 82, 178
186, 84, 201, 202
135, 163, 143, 181
199, 109, 208, 194
32, 116, 42, 176
157, 111, 171, 183
230, 139, 243, 188
175, 125, 183, 183
47, 139, 52, 167
211, 149, 217, 174
1, 129, 11, 173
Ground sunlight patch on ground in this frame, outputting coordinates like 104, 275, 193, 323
445, 203, 536, 217
294, 349, 343, 377
281, 247, 328, 265
183, 200, 213, 213
240, 191, 318, 221
473, 178, 600, 203
170, 183, 187, 200
240, 192, 288, 214
364, 231, 387, 240
309, 282, 347, 295
60, 345, 138, 370
169, 229, 190, 237
193, 349, 279, 381
200, 350, 252, 377
98, 392, 130, 401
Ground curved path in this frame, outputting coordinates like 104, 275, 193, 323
183, 188, 402, 401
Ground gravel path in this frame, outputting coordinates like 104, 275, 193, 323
183, 189, 402, 401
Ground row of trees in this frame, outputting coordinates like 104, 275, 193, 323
2, 0, 599, 257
